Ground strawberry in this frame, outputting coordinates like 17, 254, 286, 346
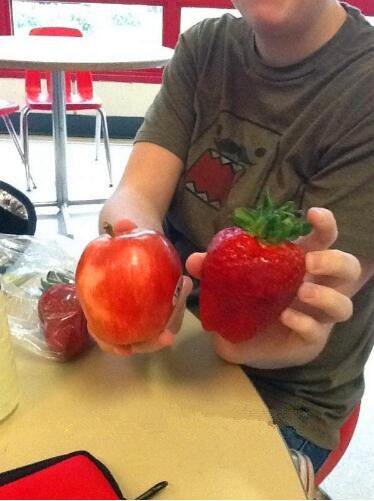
200, 195, 312, 343
38, 271, 93, 361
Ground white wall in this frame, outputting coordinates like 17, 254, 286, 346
0, 78, 161, 116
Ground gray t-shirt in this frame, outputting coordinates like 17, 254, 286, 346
135, 3, 374, 449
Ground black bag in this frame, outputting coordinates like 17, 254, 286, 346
0, 181, 36, 236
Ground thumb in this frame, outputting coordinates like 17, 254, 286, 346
296, 208, 337, 252
167, 275, 193, 334
112, 219, 137, 235
186, 252, 207, 280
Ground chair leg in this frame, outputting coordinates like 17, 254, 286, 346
2, 115, 24, 162
94, 110, 102, 161
20, 107, 35, 191
3, 113, 37, 191
98, 108, 113, 187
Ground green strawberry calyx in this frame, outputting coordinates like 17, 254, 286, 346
40, 270, 75, 293
233, 193, 312, 244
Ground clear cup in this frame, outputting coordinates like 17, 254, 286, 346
0, 288, 20, 422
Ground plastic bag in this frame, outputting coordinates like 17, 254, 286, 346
0, 233, 93, 361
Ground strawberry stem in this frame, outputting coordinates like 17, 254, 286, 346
233, 192, 312, 244
103, 222, 115, 238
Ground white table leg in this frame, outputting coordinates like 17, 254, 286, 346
51, 69, 73, 238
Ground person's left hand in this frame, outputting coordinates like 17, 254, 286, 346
275, 207, 361, 345
186, 208, 361, 354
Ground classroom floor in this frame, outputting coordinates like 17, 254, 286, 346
0, 134, 373, 499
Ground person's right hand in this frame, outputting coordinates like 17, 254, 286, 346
90, 275, 193, 356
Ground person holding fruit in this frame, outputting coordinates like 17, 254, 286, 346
79, 0, 374, 474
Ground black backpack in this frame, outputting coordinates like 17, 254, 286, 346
0, 181, 37, 236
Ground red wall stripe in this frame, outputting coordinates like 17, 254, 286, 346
163, 0, 181, 47
0, 0, 12, 35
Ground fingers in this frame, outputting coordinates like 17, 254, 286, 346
297, 208, 338, 252
130, 330, 174, 354
89, 332, 132, 356
186, 252, 206, 279
280, 262, 355, 343
280, 308, 331, 345
306, 249, 361, 280
167, 275, 193, 333
92, 328, 174, 356
92, 330, 173, 356
306, 249, 361, 293
112, 219, 137, 235
297, 282, 353, 323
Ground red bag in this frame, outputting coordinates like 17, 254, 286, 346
0, 451, 122, 500
0, 450, 167, 500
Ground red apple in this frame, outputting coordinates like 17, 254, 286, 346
75, 221, 182, 346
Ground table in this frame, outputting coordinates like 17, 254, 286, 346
0, 35, 174, 236
0, 311, 306, 499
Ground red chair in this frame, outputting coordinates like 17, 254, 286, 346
315, 403, 361, 485
20, 26, 112, 190
0, 99, 36, 191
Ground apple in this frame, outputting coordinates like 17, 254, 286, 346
75, 221, 183, 346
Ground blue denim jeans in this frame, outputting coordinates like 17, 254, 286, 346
280, 426, 331, 473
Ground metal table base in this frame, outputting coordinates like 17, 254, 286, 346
35, 198, 107, 238
50, 70, 71, 236
50, 70, 108, 238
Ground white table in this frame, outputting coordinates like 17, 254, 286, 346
0, 35, 174, 236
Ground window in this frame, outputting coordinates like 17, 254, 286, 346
12, 1, 163, 45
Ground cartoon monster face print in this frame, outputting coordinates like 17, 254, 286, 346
185, 121, 268, 210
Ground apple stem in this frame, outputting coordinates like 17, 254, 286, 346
103, 222, 115, 237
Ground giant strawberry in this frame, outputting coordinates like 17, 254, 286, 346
200, 195, 312, 343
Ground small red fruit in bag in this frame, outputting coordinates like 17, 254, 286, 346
38, 271, 92, 361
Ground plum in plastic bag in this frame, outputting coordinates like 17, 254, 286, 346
1, 234, 93, 361
38, 277, 92, 361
